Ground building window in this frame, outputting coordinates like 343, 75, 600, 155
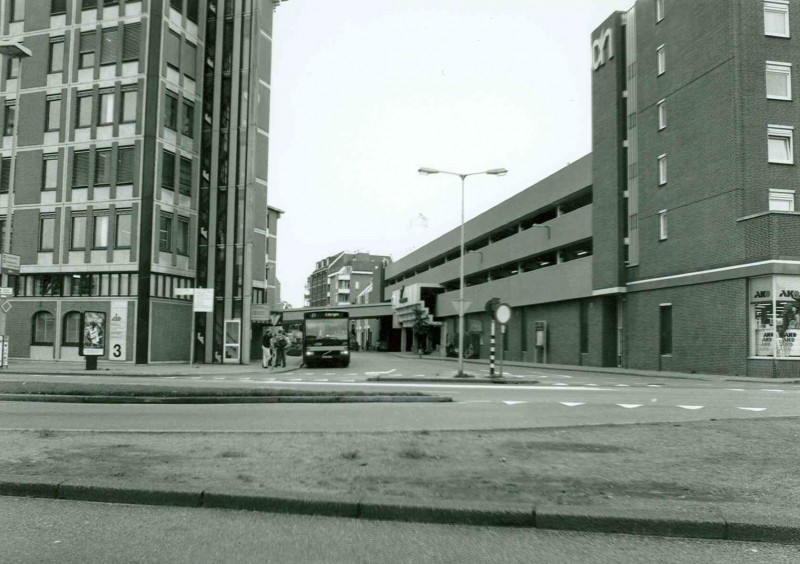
768, 125, 794, 164
95, 149, 112, 186
45, 96, 61, 132
657, 45, 665, 75
165, 92, 179, 131
72, 150, 90, 188
48, 39, 64, 73
187, 0, 198, 22
39, 215, 55, 251
32, 311, 56, 346
159, 213, 173, 252
769, 189, 795, 211
658, 154, 667, 185
122, 22, 142, 62
659, 210, 668, 241
765, 1, 790, 37
51, 0, 67, 15
179, 156, 192, 196
10, 0, 24, 22
62, 312, 81, 346
657, 99, 666, 130
120, 87, 137, 123
165, 30, 181, 73
5, 57, 18, 80
4, 104, 15, 137
71, 214, 87, 249
93, 214, 109, 249
98, 90, 115, 125
82, 0, 97, 9
42, 154, 58, 191
117, 146, 135, 184
659, 305, 672, 355
766, 61, 792, 100
162, 150, 175, 190
77, 92, 93, 129
1, 158, 11, 194
101, 27, 118, 66
184, 41, 197, 80
176, 217, 189, 255
182, 100, 194, 137
115, 210, 132, 248
79, 31, 96, 69
656, 0, 664, 22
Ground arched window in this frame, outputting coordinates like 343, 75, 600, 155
32, 311, 55, 346
62, 311, 81, 346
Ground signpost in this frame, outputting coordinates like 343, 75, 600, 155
494, 303, 512, 378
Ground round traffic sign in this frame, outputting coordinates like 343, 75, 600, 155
495, 303, 511, 324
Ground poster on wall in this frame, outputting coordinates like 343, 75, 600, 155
80, 311, 107, 357
109, 301, 128, 361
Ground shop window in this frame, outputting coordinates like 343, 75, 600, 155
750, 276, 800, 357
62, 312, 81, 346
32, 311, 55, 346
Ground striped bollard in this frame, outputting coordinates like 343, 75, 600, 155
490, 320, 496, 377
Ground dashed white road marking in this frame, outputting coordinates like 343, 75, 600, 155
615, 384, 630, 387
316, 379, 328, 382
289, 378, 302, 382
555, 383, 569, 386
364, 369, 398, 376
763, 389, 784, 393
560, 402, 585, 407
503, 401, 527, 406
726, 389, 745, 392
585, 383, 598, 387
677, 405, 704, 410
460, 400, 492, 404
647, 384, 664, 388
617, 404, 642, 409
346, 373, 358, 377
738, 407, 767, 412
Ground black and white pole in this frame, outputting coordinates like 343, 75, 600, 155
490, 320, 496, 377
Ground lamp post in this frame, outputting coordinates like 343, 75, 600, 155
418, 166, 507, 377
0, 41, 32, 338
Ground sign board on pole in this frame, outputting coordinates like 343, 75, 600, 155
495, 303, 512, 325
451, 300, 472, 315
0, 300, 10, 313
0, 287, 13, 296
193, 288, 214, 312
0, 253, 20, 275
108, 301, 128, 361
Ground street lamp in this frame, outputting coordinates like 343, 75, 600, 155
418, 166, 508, 377
0, 41, 32, 337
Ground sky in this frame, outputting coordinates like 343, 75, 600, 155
267, 0, 634, 306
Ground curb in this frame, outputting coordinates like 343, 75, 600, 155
368, 376, 539, 385
2, 477, 798, 544
0, 393, 453, 404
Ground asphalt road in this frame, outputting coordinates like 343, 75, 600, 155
2, 496, 797, 564
0, 354, 797, 432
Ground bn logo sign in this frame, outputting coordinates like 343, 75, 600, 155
592, 28, 614, 71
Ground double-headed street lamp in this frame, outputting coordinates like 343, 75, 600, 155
418, 166, 508, 377
0, 41, 32, 336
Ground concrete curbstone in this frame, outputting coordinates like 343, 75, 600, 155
0, 394, 451, 404
0, 475, 61, 499
722, 512, 800, 544
535, 504, 728, 540
358, 498, 535, 527
202, 490, 360, 518
57, 480, 203, 508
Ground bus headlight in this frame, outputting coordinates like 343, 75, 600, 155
342, 350, 350, 355
305, 351, 313, 356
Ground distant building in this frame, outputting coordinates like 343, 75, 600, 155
305, 252, 390, 308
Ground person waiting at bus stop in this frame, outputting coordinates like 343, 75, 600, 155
274, 328, 287, 368
261, 330, 273, 369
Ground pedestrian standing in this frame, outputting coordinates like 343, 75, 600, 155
261, 330, 273, 369
275, 329, 287, 367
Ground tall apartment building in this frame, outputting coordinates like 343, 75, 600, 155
385, 0, 800, 377
305, 252, 391, 308
0, 0, 283, 364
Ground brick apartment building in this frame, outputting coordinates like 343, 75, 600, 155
0, 0, 284, 364
305, 251, 390, 308
385, 0, 800, 377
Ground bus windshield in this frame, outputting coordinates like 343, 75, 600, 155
305, 319, 348, 345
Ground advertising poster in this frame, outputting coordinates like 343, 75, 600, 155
109, 301, 127, 361
81, 311, 107, 357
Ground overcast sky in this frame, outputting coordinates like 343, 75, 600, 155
267, 0, 633, 306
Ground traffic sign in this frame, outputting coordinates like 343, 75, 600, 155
0, 287, 13, 296
0, 300, 11, 313
193, 288, 214, 312
0, 254, 19, 275
495, 303, 512, 324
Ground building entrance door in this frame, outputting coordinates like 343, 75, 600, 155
224, 319, 241, 363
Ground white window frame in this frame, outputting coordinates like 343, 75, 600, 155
657, 99, 667, 130
769, 189, 795, 211
764, 1, 790, 38
768, 125, 794, 164
658, 154, 667, 185
656, 0, 664, 22
659, 210, 668, 241
766, 61, 792, 100
657, 44, 665, 75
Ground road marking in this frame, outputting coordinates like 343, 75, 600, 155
585, 383, 598, 387
323, 373, 335, 376
211, 377, 225, 380
238, 378, 252, 381
364, 369, 398, 376
460, 400, 492, 404
346, 373, 358, 376
617, 404, 642, 409
303, 373, 314, 376
341, 379, 355, 382
615, 384, 630, 387
726, 389, 745, 392
289, 378, 302, 382
555, 383, 568, 386
738, 407, 767, 412
677, 405, 704, 410
560, 402, 585, 407
763, 389, 784, 393
647, 384, 664, 388
412, 374, 426, 377
316, 379, 329, 382
503, 401, 526, 405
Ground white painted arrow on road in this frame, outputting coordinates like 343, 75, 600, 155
560, 402, 585, 407
617, 404, 642, 409
677, 405, 704, 410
